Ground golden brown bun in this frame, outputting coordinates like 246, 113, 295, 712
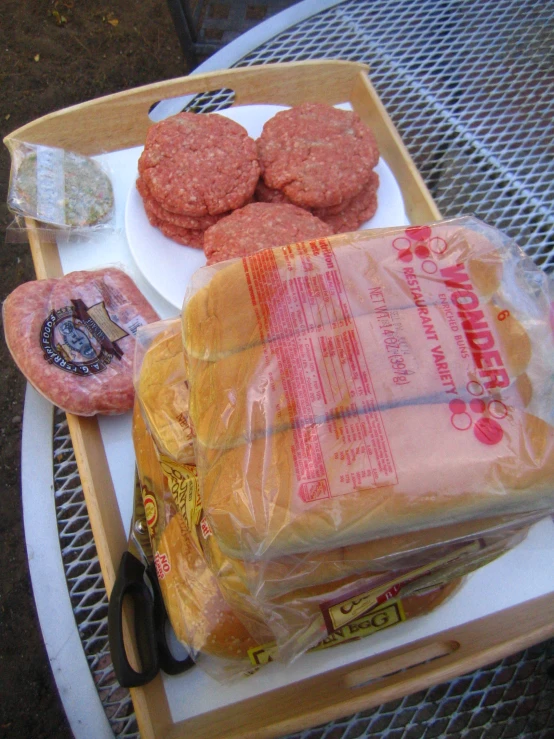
202, 404, 554, 559
401, 578, 461, 619
183, 221, 503, 361
158, 513, 266, 659
132, 400, 266, 660
136, 319, 194, 463
202, 511, 536, 599
189, 302, 531, 450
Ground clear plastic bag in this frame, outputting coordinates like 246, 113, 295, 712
134, 318, 195, 464
201, 514, 531, 662
131, 402, 265, 682
5, 141, 115, 241
182, 217, 554, 561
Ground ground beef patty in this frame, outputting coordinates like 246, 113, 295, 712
136, 177, 226, 229
314, 171, 380, 233
257, 103, 379, 209
138, 112, 260, 216
256, 172, 380, 234
145, 210, 205, 248
203, 202, 333, 265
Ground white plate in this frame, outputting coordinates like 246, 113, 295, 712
125, 104, 410, 310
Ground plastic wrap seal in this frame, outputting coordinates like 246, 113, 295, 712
3, 265, 159, 415
5, 141, 115, 243
182, 216, 554, 561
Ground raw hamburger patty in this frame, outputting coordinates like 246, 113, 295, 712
145, 210, 205, 248
314, 171, 380, 233
203, 202, 333, 265
256, 172, 380, 233
138, 112, 260, 216
257, 103, 379, 209
3, 267, 159, 415
136, 177, 225, 229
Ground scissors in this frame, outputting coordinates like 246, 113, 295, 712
108, 472, 194, 687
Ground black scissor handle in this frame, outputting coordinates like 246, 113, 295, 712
146, 561, 195, 676
108, 551, 159, 688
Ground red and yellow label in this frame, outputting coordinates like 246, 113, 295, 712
159, 455, 202, 533
320, 539, 481, 633
248, 599, 406, 667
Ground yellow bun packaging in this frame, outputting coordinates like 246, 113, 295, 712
131, 401, 264, 681
182, 217, 554, 561
199, 508, 534, 661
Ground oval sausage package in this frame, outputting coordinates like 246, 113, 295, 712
3, 267, 159, 415
182, 216, 554, 561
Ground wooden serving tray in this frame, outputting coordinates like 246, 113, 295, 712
5, 61, 554, 739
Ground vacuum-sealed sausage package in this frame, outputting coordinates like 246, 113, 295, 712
3, 267, 159, 415
134, 318, 195, 464
182, 217, 554, 561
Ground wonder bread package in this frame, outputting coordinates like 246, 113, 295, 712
182, 217, 554, 567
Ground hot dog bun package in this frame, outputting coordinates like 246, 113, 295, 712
182, 216, 554, 564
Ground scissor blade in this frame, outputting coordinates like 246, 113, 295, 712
128, 469, 154, 565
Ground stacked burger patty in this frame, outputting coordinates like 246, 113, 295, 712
255, 103, 380, 232
137, 112, 260, 247
137, 104, 381, 265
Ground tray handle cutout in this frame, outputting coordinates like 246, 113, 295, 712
346, 640, 460, 689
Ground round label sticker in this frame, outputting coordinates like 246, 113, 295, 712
143, 493, 158, 531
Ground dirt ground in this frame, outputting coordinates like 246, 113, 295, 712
0, 2, 192, 735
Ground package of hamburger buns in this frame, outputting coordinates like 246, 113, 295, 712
199, 505, 537, 662
182, 216, 554, 564
133, 394, 483, 674
134, 318, 195, 464
132, 400, 269, 682
132, 323, 493, 674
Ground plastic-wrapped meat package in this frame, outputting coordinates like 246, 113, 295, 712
3, 267, 159, 415
182, 217, 554, 561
